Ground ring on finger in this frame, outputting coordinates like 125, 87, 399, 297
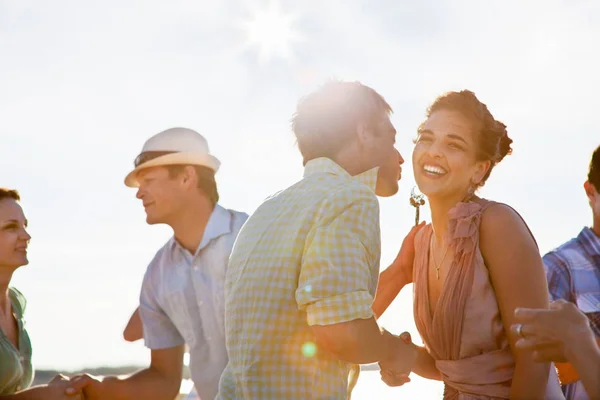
515, 323, 524, 338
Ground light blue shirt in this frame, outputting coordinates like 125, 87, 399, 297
139, 204, 248, 400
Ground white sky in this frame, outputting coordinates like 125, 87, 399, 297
1, 0, 599, 397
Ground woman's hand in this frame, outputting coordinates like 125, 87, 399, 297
379, 332, 413, 387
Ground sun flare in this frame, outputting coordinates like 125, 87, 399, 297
242, 1, 300, 62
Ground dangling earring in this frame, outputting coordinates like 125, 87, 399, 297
464, 183, 476, 202
410, 186, 426, 226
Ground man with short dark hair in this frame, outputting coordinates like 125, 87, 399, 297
217, 81, 416, 400
67, 127, 248, 400
543, 145, 600, 400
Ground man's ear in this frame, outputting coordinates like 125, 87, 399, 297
356, 122, 369, 148
584, 180, 597, 202
181, 166, 196, 187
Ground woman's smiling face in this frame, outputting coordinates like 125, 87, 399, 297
413, 109, 490, 201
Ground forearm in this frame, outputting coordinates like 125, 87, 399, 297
509, 359, 550, 399
100, 367, 181, 400
314, 317, 398, 364
373, 267, 408, 319
568, 337, 600, 399
0, 387, 50, 400
409, 345, 442, 380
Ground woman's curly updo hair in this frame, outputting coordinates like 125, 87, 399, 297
425, 90, 513, 187
0, 188, 20, 202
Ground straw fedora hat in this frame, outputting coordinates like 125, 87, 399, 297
124, 127, 221, 188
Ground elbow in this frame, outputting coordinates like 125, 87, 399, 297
123, 329, 140, 342
123, 333, 134, 342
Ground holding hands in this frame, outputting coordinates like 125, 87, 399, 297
45, 374, 84, 400
379, 331, 417, 387
45, 373, 107, 400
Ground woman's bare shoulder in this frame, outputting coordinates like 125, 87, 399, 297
479, 201, 538, 259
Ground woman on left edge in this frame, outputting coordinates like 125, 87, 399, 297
0, 188, 81, 400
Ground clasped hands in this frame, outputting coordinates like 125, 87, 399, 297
47, 373, 105, 400
378, 331, 418, 388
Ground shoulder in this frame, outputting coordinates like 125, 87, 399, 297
326, 180, 378, 209
542, 238, 579, 271
316, 182, 379, 227
542, 249, 567, 265
545, 236, 580, 257
142, 239, 174, 284
480, 202, 530, 240
226, 208, 249, 228
480, 202, 521, 228
479, 202, 539, 260
8, 287, 27, 316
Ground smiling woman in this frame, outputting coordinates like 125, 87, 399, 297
241, 1, 300, 62
0, 188, 33, 396
0, 189, 84, 399
374, 91, 566, 399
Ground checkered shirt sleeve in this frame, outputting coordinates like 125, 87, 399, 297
296, 188, 380, 326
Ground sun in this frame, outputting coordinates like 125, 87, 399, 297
241, 1, 301, 62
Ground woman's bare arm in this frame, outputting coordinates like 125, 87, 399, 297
373, 223, 424, 318
480, 204, 551, 399
372, 265, 410, 319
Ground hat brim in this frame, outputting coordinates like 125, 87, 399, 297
124, 152, 221, 188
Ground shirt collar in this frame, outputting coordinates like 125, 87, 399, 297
171, 204, 232, 257
303, 157, 379, 192
578, 226, 600, 255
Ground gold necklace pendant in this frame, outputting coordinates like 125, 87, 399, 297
430, 235, 449, 280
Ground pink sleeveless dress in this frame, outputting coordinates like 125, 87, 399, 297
413, 200, 564, 400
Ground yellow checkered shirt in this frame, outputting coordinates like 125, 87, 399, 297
217, 157, 381, 400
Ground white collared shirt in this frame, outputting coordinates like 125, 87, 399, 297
139, 204, 248, 400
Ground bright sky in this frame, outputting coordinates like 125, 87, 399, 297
1, 0, 599, 397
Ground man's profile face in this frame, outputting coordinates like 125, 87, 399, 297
370, 114, 403, 197
135, 166, 185, 225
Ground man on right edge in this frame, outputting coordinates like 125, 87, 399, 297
543, 144, 600, 400
216, 81, 418, 400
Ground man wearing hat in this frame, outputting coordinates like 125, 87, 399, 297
65, 127, 248, 400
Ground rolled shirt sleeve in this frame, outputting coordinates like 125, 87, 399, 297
295, 186, 381, 326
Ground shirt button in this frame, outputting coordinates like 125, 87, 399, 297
193, 265, 199, 271
198, 301, 204, 307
